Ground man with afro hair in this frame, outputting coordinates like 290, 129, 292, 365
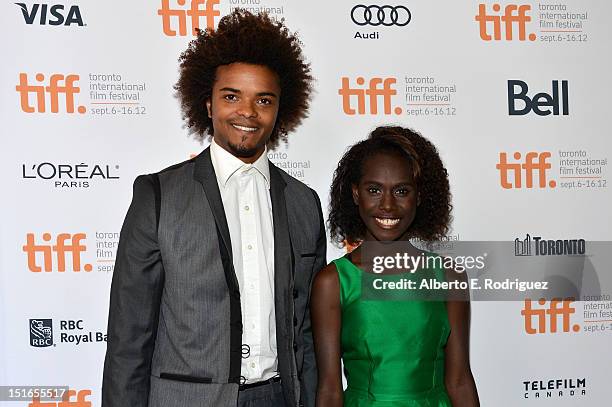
102, 10, 323, 407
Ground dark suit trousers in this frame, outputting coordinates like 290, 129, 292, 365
237, 381, 287, 407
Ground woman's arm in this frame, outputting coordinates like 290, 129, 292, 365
311, 263, 343, 407
445, 299, 480, 406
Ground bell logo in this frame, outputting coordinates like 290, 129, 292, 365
158, 0, 220, 36
29, 389, 92, 407
16, 73, 86, 114
496, 152, 556, 189
23, 233, 92, 272
508, 80, 569, 116
521, 298, 580, 334
15, 3, 85, 26
338, 77, 402, 115
475, 3, 536, 41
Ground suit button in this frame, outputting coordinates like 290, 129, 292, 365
293, 343, 298, 352
293, 289, 298, 298
293, 316, 297, 326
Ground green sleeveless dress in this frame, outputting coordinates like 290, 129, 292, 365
333, 256, 452, 406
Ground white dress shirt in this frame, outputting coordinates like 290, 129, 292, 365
209, 139, 277, 384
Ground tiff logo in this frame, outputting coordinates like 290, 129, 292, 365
158, 0, 220, 36
29, 389, 92, 407
496, 152, 556, 189
338, 77, 402, 115
521, 298, 580, 334
508, 80, 569, 116
16, 73, 86, 114
15, 3, 85, 26
475, 3, 536, 41
23, 233, 92, 272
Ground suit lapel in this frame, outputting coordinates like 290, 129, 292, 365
193, 148, 233, 261
269, 162, 292, 323
193, 147, 242, 383
269, 162, 295, 390
193, 150, 295, 385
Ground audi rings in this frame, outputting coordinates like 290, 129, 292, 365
351, 5, 411, 27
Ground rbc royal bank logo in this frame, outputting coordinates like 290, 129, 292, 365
16, 73, 86, 114
30, 319, 53, 347
158, 0, 220, 36
475, 3, 536, 41
496, 152, 556, 189
15, 3, 85, 26
23, 233, 92, 272
338, 76, 402, 115
28, 318, 108, 348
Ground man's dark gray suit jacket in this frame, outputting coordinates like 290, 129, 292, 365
102, 148, 325, 407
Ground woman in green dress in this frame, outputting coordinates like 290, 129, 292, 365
311, 126, 479, 406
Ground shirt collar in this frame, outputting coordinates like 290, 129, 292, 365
210, 138, 270, 189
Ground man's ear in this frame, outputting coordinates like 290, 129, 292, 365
205, 99, 212, 118
351, 184, 359, 206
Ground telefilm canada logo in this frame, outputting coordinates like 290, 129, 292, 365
21, 162, 120, 188
28, 319, 107, 347
29, 319, 53, 347
514, 234, 586, 256
15, 2, 85, 26
350, 4, 411, 40
523, 377, 587, 399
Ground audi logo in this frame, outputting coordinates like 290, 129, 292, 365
351, 5, 411, 27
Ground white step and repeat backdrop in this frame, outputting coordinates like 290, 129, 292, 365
1, 1, 611, 406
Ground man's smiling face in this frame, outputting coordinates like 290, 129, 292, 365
206, 62, 281, 163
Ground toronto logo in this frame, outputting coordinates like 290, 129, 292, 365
514, 234, 585, 256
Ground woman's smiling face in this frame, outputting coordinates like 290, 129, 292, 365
352, 152, 419, 242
